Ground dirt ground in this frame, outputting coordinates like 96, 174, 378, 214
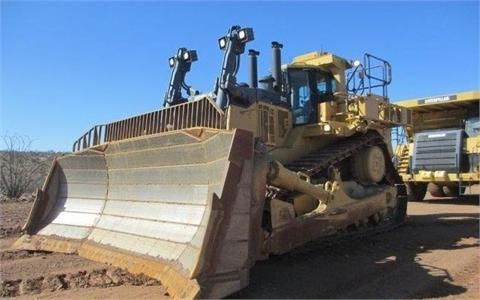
1, 194, 478, 299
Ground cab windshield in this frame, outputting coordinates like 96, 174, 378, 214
288, 68, 336, 125
465, 116, 480, 137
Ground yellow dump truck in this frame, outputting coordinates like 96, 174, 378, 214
14, 26, 410, 298
395, 91, 480, 200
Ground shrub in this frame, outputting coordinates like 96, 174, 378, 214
0, 135, 47, 198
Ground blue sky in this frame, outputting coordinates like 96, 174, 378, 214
1, 0, 479, 151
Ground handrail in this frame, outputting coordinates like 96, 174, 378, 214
72, 97, 225, 152
347, 53, 392, 99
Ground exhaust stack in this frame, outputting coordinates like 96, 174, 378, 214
248, 49, 260, 88
271, 41, 283, 92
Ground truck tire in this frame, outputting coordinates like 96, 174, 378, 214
427, 183, 445, 197
406, 183, 427, 201
442, 185, 460, 197
394, 184, 408, 222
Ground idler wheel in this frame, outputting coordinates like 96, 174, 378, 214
353, 146, 386, 184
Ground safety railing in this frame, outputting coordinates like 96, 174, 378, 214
347, 53, 392, 99
72, 97, 225, 152
72, 125, 107, 152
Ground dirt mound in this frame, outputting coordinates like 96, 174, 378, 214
0, 201, 32, 238
0, 267, 161, 297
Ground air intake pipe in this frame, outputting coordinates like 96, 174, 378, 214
271, 41, 283, 92
248, 49, 259, 88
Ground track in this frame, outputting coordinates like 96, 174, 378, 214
268, 130, 407, 241
286, 130, 401, 184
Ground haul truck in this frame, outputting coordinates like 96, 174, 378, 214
395, 91, 480, 200
15, 25, 410, 298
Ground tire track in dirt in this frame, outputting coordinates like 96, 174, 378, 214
1, 267, 162, 297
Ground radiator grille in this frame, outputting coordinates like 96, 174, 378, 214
412, 129, 463, 172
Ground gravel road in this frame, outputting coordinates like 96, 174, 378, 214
1, 195, 478, 299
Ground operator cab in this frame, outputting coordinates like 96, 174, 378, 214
283, 51, 352, 126
287, 67, 337, 125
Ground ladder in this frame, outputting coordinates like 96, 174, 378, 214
397, 144, 410, 174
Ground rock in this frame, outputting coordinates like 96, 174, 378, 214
118, 269, 136, 285
19, 193, 34, 202
132, 273, 159, 286
130, 273, 147, 286
19, 277, 43, 295
42, 274, 66, 292
145, 279, 159, 286
106, 268, 124, 285
1, 279, 21, 297
87, 269, 113, 287
65, 271, 89, 288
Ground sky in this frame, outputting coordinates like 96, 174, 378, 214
1, 0, 479, 151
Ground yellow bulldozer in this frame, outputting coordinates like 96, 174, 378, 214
14, 25, 410, 298
395, 91, 480, 200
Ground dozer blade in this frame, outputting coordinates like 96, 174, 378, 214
14, 128, 260, 299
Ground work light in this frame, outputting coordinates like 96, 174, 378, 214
237, 28, 254, 43
238, 30, 246, 40
168, 57, 175, 67
218, 37, 227, 49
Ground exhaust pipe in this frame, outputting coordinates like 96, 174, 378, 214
248, 49, 260, 88
271, 41, 283, 92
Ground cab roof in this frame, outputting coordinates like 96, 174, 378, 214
288, 51, 352, 70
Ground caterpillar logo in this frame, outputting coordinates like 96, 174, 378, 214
418, 95, 457, 104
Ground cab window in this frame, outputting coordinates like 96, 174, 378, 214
288, 68, 336, 125
465, 117, 480, 137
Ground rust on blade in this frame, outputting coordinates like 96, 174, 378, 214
13, 234, 81, 254
79, 242, 201, 299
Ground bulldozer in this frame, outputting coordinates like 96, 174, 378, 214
14, 25, 411, 298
